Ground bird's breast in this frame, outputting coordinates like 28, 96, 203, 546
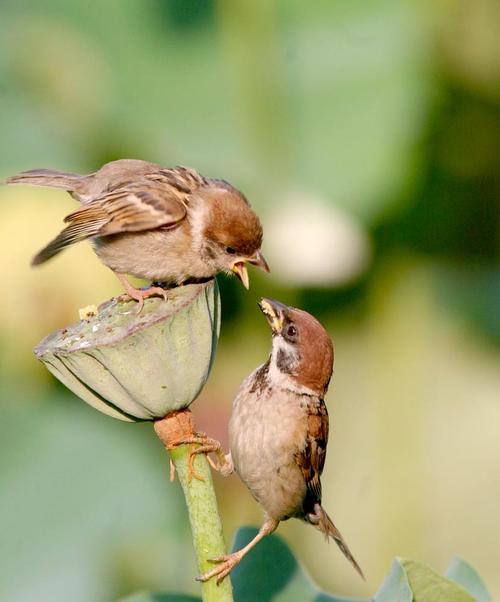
229, 377, 309, 520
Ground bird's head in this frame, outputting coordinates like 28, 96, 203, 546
258, 298, 334, 397
197, 181, 269, 288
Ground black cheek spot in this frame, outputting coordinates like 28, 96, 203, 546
276, 348, 294, 373
204, 245, 217, 260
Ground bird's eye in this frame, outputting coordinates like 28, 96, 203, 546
226, 247, 236, 254
286, 325, 297, 338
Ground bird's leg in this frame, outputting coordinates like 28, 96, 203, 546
114, 272, 168, 313
197, 518, 279, 585
167, 432, 227, 482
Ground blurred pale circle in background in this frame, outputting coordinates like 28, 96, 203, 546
265, 193, 372, 286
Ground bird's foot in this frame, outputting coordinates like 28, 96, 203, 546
167, 432, 224, 483
117, 284, 168, 314
197, 518, 278, 584
197, 552, 242, 585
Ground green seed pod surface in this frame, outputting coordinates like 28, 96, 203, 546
35, 280, 221, 421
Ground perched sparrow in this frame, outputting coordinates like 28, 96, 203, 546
6, 159, 269, 308
199, 298, 364, 583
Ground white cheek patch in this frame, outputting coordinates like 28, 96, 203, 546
188, 200, 230, 271
189, 202, 208, 252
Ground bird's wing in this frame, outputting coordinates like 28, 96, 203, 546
31, 178, 190, 265
64, 178, 188, 235
294, 398, 329, 503
149, 166, 208, 193
31, 166, 209, 265
65, 165, 209, 234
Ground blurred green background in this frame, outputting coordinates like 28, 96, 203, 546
0, 0, 499, 600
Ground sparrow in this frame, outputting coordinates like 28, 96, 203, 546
199, 298, 364, 584
6, 159, 269, 309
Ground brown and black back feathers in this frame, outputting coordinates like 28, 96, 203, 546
295, 398, 329, 503
31, 180, 189, 264
295, 399, 364, 580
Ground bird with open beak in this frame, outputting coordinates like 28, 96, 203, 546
6, 159, 269, 309
199, 298, 364, 584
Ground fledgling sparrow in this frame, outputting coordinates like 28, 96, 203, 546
199, 298, 364, 583
6, 159, 269, 309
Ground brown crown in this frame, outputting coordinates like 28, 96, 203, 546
202, 182, 263, 257
289, 308, 334, 396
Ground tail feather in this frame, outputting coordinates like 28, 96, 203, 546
32, 219, 106, 265
308, 503, 365, 580
5, 168, 82, 191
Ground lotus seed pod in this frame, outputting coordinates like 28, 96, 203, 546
35, 280, 221, 421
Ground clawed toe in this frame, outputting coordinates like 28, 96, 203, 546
197, 519, 278, 585
167, 434, 224, 482
167, 440, 205, 483
197, 554, 240, 584
114, 273, 169, 313
117, 286, 168, 313
208, 555, 227, 563
187, 452, 205, 483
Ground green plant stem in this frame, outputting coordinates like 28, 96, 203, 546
154, 411, 233, 602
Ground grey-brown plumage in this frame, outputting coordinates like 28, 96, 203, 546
6, 159, 269, 308
198, 298, 364, 584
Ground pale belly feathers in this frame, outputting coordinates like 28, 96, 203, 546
229, 373, 309, 521
92, 227, 212, 284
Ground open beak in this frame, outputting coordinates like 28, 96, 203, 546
231, 251, 270, 289
231, 261, 250, 289
248, 251, 270, 273
258, 297, 287, 333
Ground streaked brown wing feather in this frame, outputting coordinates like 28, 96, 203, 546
154, 166, 208, 192
64, 179, 188, 235
31, 218, 108, 265
32, 166, 205, 265
294, 399, 329, 502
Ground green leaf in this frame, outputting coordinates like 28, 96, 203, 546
445, 557, 491, 602
373, 559, 412, 602
120, 593, 200, 602
101, 547, 496, 602
230, 527, 363, 602
402, 558, 475, 602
